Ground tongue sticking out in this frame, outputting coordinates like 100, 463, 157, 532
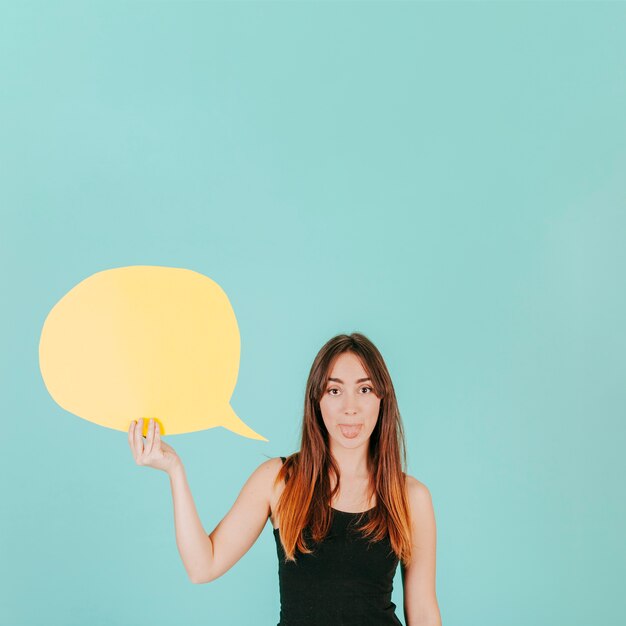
339, 424, 362, 439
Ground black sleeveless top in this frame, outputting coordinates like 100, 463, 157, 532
273, 457, 403, 626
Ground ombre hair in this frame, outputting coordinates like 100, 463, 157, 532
274, 332, 413, 565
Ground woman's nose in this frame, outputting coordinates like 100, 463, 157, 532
340, 390, 363, 414
342, 398, 358, 414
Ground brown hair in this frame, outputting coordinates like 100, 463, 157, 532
274, 332, 413, 565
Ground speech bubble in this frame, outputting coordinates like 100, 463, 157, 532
38, 265, 267, 440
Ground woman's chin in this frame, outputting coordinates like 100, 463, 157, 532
331, 434, 367, 450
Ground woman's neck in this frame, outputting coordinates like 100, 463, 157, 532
329, 441, 370, 479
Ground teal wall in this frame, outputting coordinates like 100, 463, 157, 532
1, 2, 625, 625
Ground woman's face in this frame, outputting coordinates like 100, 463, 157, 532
319, 351, 381, 452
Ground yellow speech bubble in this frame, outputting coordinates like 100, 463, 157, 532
39, 265, 266, 440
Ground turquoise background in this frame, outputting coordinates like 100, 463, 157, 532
1, 2, 625, 625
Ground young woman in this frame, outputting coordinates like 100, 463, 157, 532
128, 332, 441, 626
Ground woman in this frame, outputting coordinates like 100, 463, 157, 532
128, 332, 442, 626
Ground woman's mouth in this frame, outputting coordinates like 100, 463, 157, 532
338, 424, 362, 439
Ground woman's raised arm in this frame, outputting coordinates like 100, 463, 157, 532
128, 417, 281, 584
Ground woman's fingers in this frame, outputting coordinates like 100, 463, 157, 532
144, 418, 156, 456
134, 417, 145, 461
128, 420, 136, 459
129, 417, 170, 470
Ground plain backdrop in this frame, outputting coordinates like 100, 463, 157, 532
1, 2, 625, 625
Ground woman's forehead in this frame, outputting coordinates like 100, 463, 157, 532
326, 352, 370, 380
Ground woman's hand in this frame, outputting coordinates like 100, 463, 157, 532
128, 417, 181, 475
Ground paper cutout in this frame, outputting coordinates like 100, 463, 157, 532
38, 265, 267, 440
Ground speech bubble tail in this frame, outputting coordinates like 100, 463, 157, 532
222, 404, 268, 441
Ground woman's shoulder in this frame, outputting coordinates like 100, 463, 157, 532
254, 456, 286, 480
404, 473, 434, 514
261, 455, 298, 525
267, 452, 299, 472
254, 454, 297, 490
404, 473, 431, 492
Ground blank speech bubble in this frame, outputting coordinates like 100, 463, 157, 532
38, 265, 267, 441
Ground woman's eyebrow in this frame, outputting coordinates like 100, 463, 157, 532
328, 377, 371, 384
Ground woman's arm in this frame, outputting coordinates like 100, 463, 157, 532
401, 476, 442, 626
168, 460, 214, 583
168, 457, 281, 584
129, 417, 280, 585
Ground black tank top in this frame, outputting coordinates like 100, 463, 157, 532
274, 457, 403, 626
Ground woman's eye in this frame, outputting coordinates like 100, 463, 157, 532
326, 386, 373, 395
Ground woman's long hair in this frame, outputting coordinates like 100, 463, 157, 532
274, 332, 413, 565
